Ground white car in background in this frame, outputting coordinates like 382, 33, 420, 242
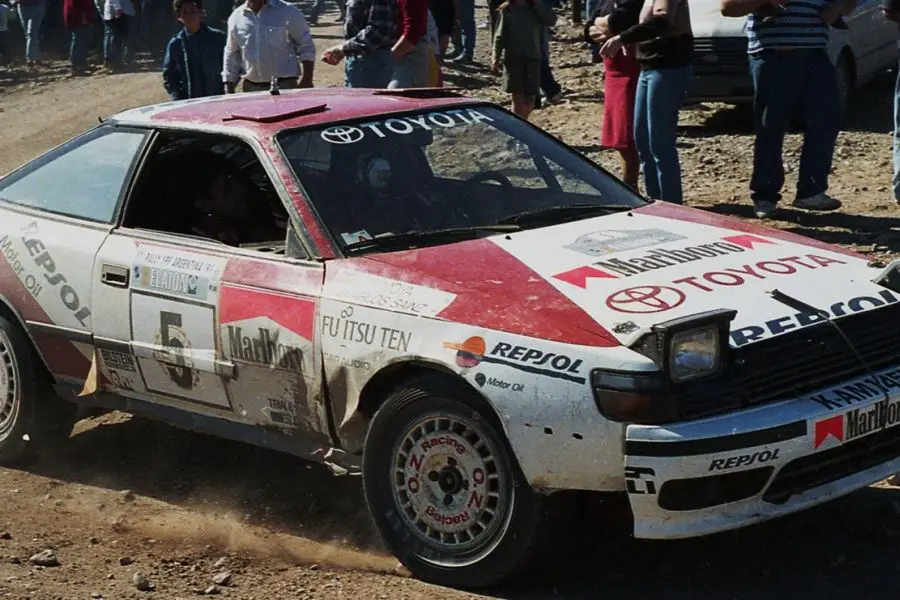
688, 0, 898, 115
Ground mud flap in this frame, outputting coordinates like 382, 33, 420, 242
78, 349, 99, 397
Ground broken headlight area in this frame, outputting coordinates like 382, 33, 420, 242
591, 309, 737, 425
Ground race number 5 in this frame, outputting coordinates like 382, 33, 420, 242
624, 466, 657, 495
159, 310, 194, 389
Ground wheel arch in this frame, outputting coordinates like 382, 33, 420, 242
0, 294, 55, 382
354, 358, 511, 445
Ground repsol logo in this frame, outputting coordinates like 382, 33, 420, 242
13, 222, 91, 326
731, 289, 899, 347
483, 342, 585, 384
708, 448, 780, 471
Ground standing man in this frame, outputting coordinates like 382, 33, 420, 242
321, 0, 397, 87
223, 0, 315, 93
163, 0, 226, 99
447, 0, 473, 62
721, 0, 856, 218
885, 5, 900, 204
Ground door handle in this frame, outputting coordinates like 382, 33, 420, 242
100, 264, 130, 288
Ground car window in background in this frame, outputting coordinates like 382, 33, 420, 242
276, 106, 645, 250
0, 127, 147, 223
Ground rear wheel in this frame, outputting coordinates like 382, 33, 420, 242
0, 316, 77, 465
362, 374, 551, 589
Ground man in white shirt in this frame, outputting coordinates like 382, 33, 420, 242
223, 0, 316, 92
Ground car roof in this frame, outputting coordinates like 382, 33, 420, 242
109, 88, 484, 136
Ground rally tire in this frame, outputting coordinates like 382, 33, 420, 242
0, 316, 76, 465
362, 374, 548, 589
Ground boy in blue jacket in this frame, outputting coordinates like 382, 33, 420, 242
162, 0, 227, 100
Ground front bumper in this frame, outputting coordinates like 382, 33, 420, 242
625, 364, 900, 539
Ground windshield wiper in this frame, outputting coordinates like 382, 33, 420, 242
342, 225, 522, 253
495, 204, 634, 227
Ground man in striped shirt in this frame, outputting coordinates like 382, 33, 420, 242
721, 0, 857, 219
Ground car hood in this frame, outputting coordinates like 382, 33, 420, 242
330, 201, 894, 350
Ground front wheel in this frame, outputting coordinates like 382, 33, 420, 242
362, 374, 549, 589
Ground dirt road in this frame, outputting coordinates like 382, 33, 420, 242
2, 6, 900, 599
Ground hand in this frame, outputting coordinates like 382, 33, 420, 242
588, 25, 608, 43
224, 81, 236, 94
599, 34, 624, 57
821, 0, 844, 23
321, 45, 344, 65
491, 60, 501, 74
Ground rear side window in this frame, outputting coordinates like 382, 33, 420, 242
0, 126, 147, 223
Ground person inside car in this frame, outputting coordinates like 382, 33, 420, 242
192, 166, 284, 245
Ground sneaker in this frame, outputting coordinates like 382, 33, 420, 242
792, 193, 842, 211
754, 200, 778, 219
545, 89, 564, 104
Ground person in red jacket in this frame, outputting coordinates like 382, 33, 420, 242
63, 0, 97, 74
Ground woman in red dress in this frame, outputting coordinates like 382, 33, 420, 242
585, 0, 641, 190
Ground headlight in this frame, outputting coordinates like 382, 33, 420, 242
669, 326, 720, 383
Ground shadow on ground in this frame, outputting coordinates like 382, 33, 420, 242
13, 412, 900, 599
706, 201, 900, 252
19, 414, 385, 553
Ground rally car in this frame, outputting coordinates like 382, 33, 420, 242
1, 87, 899, 589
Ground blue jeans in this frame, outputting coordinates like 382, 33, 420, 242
104, 15, 133, 65
70, 25, 91, 68
452, 0, 475, 58
634, 65, 691, 204
345, 48, 393, 88
893, 60, 900, 201
310, 0, 346, 21
749, 48, 839, 204
17, 0, 46, 62
390, 42, 430, 88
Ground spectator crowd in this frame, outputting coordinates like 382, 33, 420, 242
0, 0, 893, 218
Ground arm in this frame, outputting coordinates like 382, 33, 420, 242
607, 0, 642, 33
288, 6, 316, 86
341, 0, 395, 54
222, 16, 242, 92
162, 38, 186, 101
532, 0, 557, 27
720, 0, 769, 18
822, 0, 856, 23
617, 0, 675, 45
393, 0, 415, 59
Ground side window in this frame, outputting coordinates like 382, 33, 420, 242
124, 132, 296, 255
0, 127, 146, 222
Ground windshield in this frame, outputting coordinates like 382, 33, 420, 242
275, 105, 647, 253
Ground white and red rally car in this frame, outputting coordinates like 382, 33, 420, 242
0, 87, 898, 588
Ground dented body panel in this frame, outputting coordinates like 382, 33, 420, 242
0, 90, 899, 544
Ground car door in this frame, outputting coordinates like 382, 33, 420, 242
0, 124, 149, 390
89, 129, 329, 440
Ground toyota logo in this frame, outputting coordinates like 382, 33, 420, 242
606, 285, 686, 314
321, 126, 364, 144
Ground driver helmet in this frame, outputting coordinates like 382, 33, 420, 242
356, 154, 392, 191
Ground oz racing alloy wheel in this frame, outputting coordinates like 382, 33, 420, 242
362, 374, 549, 589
